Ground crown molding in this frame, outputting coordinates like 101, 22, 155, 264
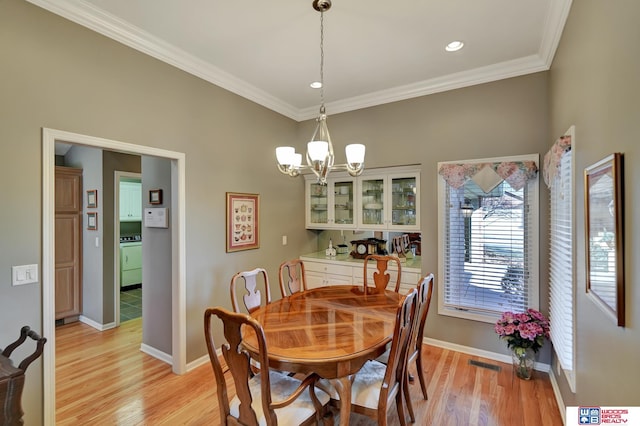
25, 0, 301, 120
297, 55, 549, 121
27, 0, 571, 123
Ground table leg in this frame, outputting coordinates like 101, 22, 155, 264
329, 376, 352, 426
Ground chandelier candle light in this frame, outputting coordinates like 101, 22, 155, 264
276, 0, 366, 185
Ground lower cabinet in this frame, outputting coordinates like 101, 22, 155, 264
305, 262, 353, 289
302, 255, 421, 292
120, 243, 142, 287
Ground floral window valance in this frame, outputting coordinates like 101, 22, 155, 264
542, 135, 572, 187
438, 160, 538, 192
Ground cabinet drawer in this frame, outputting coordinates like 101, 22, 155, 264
304, 261, 352, 277
401, 271, 420, 287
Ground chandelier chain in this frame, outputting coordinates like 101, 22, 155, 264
319, 10, 325, 113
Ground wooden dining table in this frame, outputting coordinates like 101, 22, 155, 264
242, 285, 403, 426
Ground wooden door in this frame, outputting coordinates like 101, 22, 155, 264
55, 166, 83, 320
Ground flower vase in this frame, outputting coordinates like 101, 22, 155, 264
511, 347, 535, 380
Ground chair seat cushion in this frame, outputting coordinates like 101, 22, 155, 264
229, 370, 330, 426
318, 360, 387, 410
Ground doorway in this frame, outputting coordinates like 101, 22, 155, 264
115, 171, 143, 325
42, 128, 187, 425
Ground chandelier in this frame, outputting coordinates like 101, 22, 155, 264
276, 0, 365, 185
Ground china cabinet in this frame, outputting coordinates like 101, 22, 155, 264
357, 171, 420, 230
305, 177, 356, 229
305, 167, 419, 231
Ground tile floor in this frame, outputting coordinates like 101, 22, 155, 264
120, 287, 142, 322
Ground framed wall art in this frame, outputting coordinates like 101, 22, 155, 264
149, 189, 163, 205
87, 212, 98, 231
226, 192, 259, 252
86, 189, 98, 208
584, 153, 625, 326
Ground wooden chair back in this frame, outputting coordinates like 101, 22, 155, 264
230, 267, 271, 314
411, 274, 434, 358
403, 274, 434, 421
352, 287, 417, 424
278, 259, 307, 297
204, 307, 272, 425
363, 254, 402, 294
204, 307, 326, 426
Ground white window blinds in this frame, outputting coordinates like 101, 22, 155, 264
438, 155, 539, 322
548, 148, 575, 383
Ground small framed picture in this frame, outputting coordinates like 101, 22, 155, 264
87, 212, 98, 230
86, 189, 98, 208
149, 189, 163, 205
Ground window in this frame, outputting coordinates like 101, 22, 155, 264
545, 130, 575, 391
438, 155, 539, 323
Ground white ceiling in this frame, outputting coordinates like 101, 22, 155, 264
29, 0, 572, 122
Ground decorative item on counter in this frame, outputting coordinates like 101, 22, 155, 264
350, 239, 369, 259
392, 236, 406, 258
336, 244, 349, 254
495, 309, 550, 380
325, 239, 336, 257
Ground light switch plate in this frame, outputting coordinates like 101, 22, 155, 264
12, 264, 38, 286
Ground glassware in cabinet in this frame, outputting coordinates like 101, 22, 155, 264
307, 182, 328, 227
390, 176, 418, 227
359, 177, 386, 227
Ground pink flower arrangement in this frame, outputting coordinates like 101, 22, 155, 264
495, 309, 550, 353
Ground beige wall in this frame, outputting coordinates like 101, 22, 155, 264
549, 0, 640, 406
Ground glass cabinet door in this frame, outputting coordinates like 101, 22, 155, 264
308, 182, 329, 226
390, 175, 418, 227
332, 180, 354, 227
360, 177, 385, 227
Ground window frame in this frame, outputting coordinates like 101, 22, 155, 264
437, 154, 540, 324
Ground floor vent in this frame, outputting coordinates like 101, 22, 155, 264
469, 359, 502, 372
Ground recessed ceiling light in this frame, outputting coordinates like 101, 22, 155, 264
310, 81, 322, 89
445, 41, 464, 52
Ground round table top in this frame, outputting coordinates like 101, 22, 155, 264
243, 285, 402, 378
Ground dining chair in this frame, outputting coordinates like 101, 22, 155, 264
204, 306, 331, 426
319, 287, 418, 426
363, 254, 402, 295
278, 259, 307, 298
230, 267, 272, 314
403, 273, 434, 422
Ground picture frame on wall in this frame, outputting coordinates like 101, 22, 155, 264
226, 192, 259, 252
149, 189, 163, 205
584, 153, 625, 326
87, 212, 98, 231
86, 189, 98, 208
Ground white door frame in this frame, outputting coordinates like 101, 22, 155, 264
42, 128, 187, 425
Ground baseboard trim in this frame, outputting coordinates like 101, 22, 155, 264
141, 343, 172, 365
423, 337, 551, 372
548, 368, 567, 424
79, 315, 116, 331
187, 354, 210, 372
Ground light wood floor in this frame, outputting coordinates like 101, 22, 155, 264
56, 318, 563, 425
